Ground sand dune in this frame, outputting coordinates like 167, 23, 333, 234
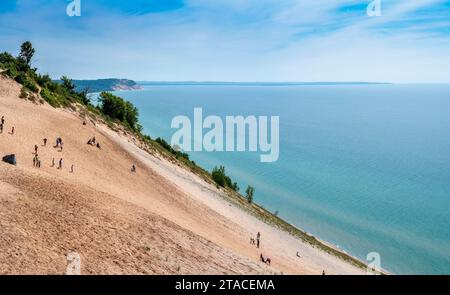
0, 75, 365, 274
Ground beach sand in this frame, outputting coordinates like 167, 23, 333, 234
0, 75, 366, 274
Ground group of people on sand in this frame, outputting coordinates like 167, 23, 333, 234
87, 136, 101, 149
250, 232, 272, 266
30, 136, 74, 173
251, 232, 327, 274
0, 116, 15, 135
32, 144, 41, 168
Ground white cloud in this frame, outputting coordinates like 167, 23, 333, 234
1, 0, 449, 82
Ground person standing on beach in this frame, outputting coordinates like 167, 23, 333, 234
33, 155, 37, 167
0, 123, 3, 134
43, 138, 47, 146
52, 157, 55, 167
60, 142, 64, 152
70, 164, 74, 173
34, 144, 38, 154
10, 126, 14, 135
1, 116, 4, 125
58, 158, 63, 169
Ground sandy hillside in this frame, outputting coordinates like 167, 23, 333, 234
0, 75, 366, 274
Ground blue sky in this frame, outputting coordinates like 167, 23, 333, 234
0, 0, 449, 82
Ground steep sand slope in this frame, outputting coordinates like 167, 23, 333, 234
0, 75, 365, 274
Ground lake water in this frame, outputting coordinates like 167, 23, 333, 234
112, 84, 450, 274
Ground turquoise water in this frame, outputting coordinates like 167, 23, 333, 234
112, 84, 450, 274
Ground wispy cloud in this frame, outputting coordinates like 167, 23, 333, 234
0, 0, 449, 82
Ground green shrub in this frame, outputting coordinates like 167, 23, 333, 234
212, 166, 226, 187
23, 79, 38, 93
14, 72, 27, 84
245, 185, 255, 203
19, 87, 28, 99
155, 137, 191, 161
98, 92, 140, 131
40, 88, 61, 107
211, 166, 240, 191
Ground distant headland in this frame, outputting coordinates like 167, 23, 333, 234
54, 78, 143, 93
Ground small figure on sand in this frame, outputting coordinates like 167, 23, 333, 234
58, 158, 63, 170
322, 270, 326, 275
43, 138, 47, 146
34, 144, 38, 154
1, 116, 4, 133
33, 154, 41, 168
60, 142, 64, 152
55, 137, 62, 148
10, 126, 14, 135
260, 254, 271, 265
87, 136, 102, 149
52, 157, 55, 167
70, 164, 74, 173
296, 252, 301, 258
250, 238, 256, 245
131, 164, 136, 173
0, 116, 4, 134
256, 232, 261, 248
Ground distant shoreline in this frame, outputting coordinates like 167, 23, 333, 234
137, 81, 392, 86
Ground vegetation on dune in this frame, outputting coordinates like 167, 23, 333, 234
155, 137, 190, 161
245, 185, 255, 204
212, 166, 239, 192
98, 91, 141, 132
18, 41, 35, 67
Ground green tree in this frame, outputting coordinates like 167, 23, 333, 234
125, 101, 139, 129
212, 166, 226, 187
19, 41, 35, 67
78, 88, 91, 105
61, 76, 75, 92
98, 92, 140, 131
99, 92, 126, 121
245, 185, 255, 204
